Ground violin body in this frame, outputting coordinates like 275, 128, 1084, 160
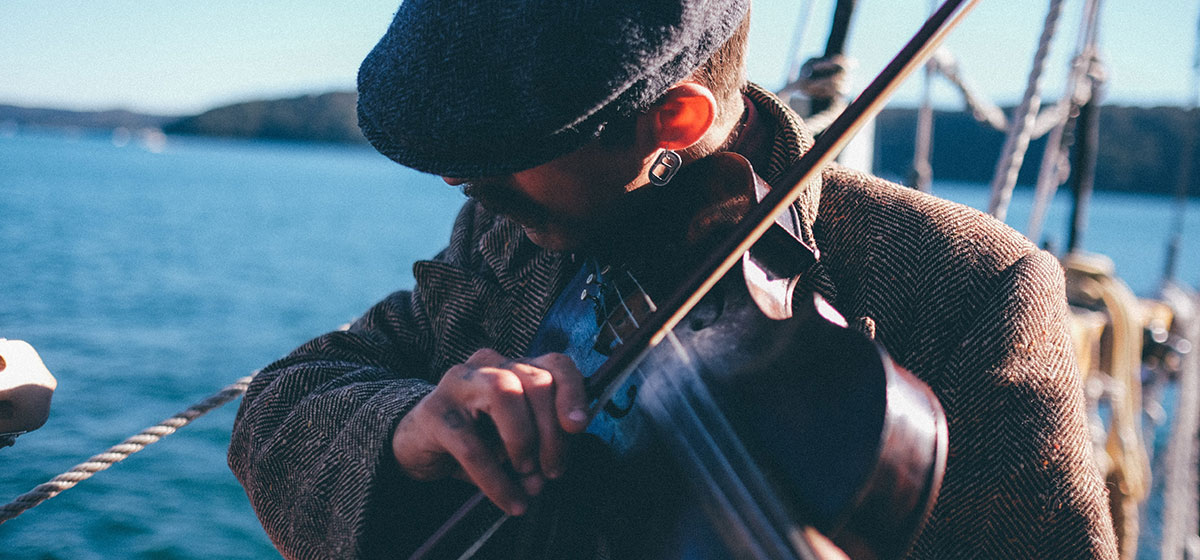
524, 211, 947, 558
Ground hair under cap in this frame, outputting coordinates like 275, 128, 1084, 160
357, 0, 750, 177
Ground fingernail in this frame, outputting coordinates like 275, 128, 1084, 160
568, 408, 588, 424
509, 500, 527, 516
519, 459, 537, 475
522, 474, 545, 496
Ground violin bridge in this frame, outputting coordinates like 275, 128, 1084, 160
587, 264, 658, 356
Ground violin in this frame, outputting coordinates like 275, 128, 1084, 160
411, 152, 946, 560
409, 1, 978, 556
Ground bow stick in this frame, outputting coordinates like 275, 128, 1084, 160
410, 0, 981, 557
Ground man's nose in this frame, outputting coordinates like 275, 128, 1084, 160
441, 176, 468, 186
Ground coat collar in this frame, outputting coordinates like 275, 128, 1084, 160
743, 83, 836, 305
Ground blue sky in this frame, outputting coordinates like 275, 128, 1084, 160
1, 0, 1196, 115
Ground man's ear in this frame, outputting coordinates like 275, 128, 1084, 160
637, 82, 717, 151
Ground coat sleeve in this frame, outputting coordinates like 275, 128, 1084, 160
228, 206, 489, 559
908, 249, 1119, 559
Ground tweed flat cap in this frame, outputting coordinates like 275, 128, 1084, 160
357, 0, 750, 177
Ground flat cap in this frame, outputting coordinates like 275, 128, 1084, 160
357, 0, 750, 177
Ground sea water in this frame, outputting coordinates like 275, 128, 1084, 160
1, 130, 1197, 559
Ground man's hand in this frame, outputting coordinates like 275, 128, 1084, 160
0, 339, 58, 437
391, 349, 589, 516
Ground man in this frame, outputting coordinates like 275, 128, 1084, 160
229, 0, 1118, 558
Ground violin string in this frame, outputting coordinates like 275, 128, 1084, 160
610, 272, 642, 329
456, 513, 510, 560
622, 270, 658, 313
606, 323, 624, 347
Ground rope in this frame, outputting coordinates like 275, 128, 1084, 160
1192, 3, 1200, 108
0, 374, 255, 525
777, 56, 853, 134
1027, 0, 1105, 243
910, 0, 939, 193
987, 0, 1068, 220
1163, 5, 1200, 284
928, 49, 1065, 136
784, 0, 817, 84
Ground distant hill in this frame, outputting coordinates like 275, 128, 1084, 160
0, 104, 175, 131
4, 92, 1196, 197
874, 105, 1200, 197
162, 91, 367, 144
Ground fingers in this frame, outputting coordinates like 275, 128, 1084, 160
464, 351, 588, 474
399, 391, 531, 516
393, 349, 589, 515
522, 354, 589, 479
527, 353, 590, 433
473, 362, 540, 475
440, 411, 531, 516
504, 359, 565, 479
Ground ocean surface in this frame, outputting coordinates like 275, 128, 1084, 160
1, 130, 1197, 559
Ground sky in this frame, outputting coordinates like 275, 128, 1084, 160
0, 0, 1197, 116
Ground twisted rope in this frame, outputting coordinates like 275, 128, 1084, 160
987, 0, 1067, 220
928, 48, 1065, 136
0, 374, 255, 525
1026, 0, 1104, 242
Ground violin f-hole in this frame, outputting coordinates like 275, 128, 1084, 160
603, 384, 639, 418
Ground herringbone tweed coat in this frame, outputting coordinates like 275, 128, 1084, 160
229, 85, 1118, 559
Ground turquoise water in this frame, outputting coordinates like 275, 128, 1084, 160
1, 130, 1197, 559
1, 131, 463, 559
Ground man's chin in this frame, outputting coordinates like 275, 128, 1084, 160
522, 226, 578, 252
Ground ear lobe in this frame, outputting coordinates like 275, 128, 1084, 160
648, 82, 717, 151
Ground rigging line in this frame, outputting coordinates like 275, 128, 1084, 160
910, 0, 939, 193
0, 374, 255, 525
785, 0, 818, 83
986, 0, 1068, 221
1066, 71, 1104, 253
823, 0, 858, 59
1193, 2, 1200, 108
928, 49, 1067, 136
928, 49, 1009, 130
1163, 2, 1200, 284
1026, 0, 1104, 242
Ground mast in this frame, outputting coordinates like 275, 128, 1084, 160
1066, 77, 1103, 253
777, 0, 874, 172
811, 0, 858, 115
